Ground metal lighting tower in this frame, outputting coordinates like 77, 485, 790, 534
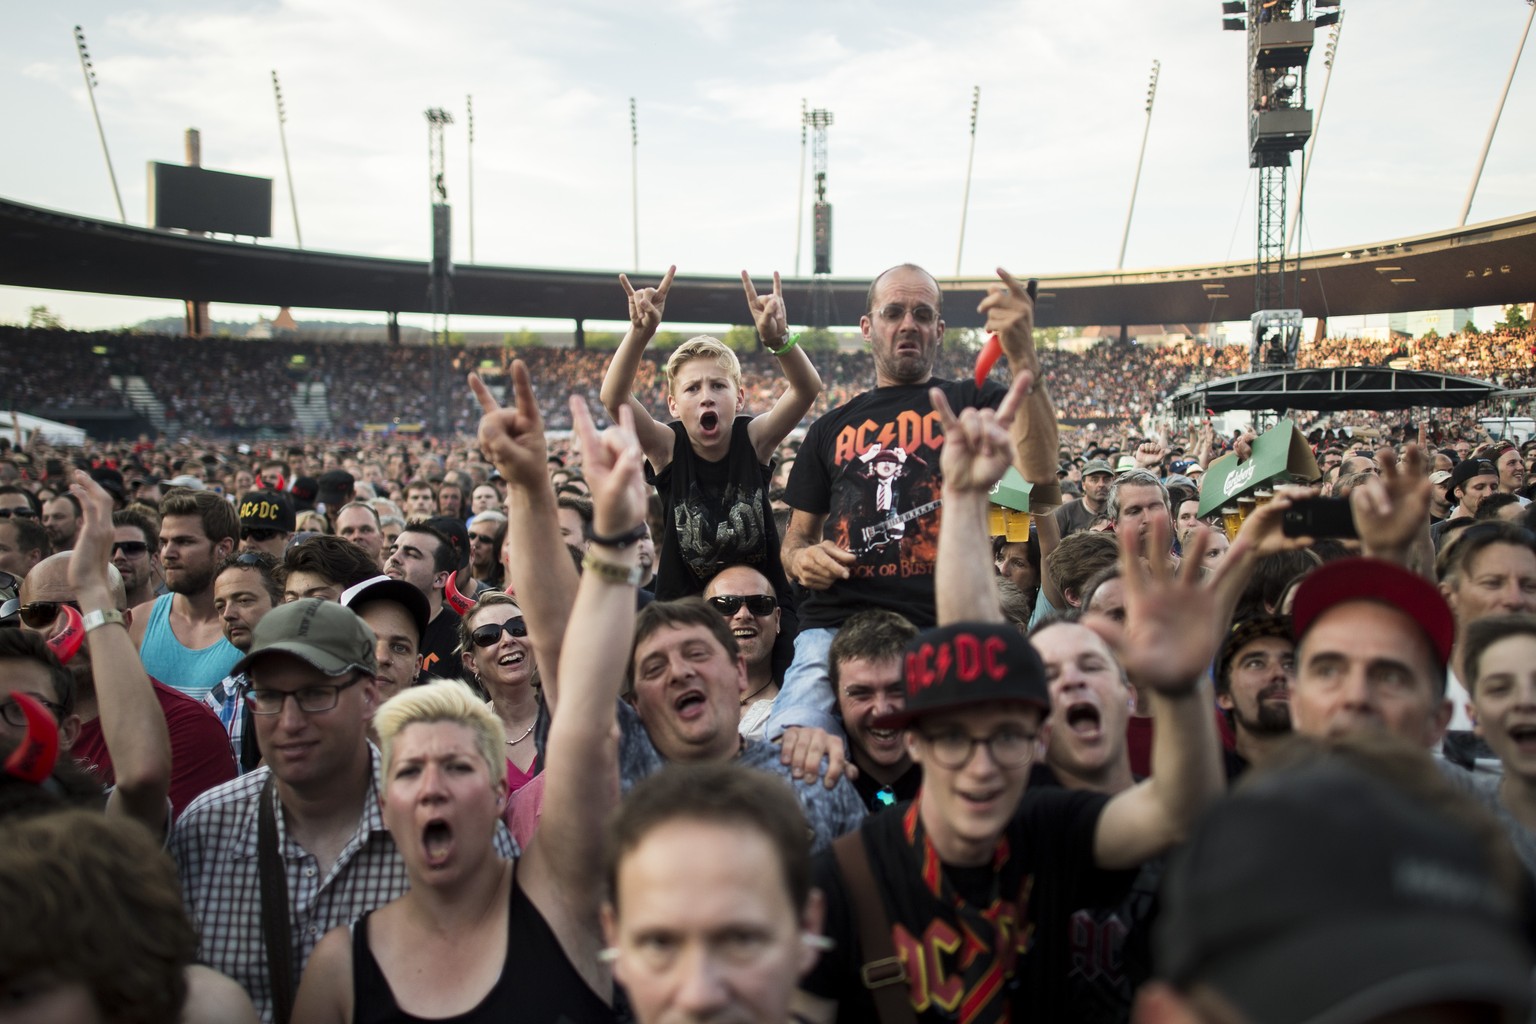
1117, 61, 1159, 270
467, 94, 476, 263
73, 26, 125, 223
807, 108, 835, 328
272, 71, 302, 248
1222, 0, 1336, 369
956, 86, 981, 276
630, 98, 640, 271
795, 99, 808, 276
1458, 0, 1536, 227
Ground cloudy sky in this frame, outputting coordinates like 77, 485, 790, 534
2, 0, 1532, 332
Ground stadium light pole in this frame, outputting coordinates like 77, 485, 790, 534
1458, 0, 1536, 227
73, 26, 125, 224
1117, 60, 1160, 270
795, 99, 807, 277
272, 71, 303, 248
955, 86, 980, 277
1287, 14, 1343, 259
630, 98, 640, 272
467, 94, 476, 264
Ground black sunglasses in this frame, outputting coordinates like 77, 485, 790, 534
707, 594, 777, 617
111, 541, 149, 557
0, 508, 38, 519
471, 618, 528, 647
241, 527, 283, 542
16, 600, 82, 630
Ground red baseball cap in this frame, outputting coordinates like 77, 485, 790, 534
1291, 558, 1454, 667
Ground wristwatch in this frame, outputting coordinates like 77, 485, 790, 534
581, 552, 646, 586
82, 608, 127, 633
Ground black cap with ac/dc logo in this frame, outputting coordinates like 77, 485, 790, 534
238, 491, 296, 533
873, 622, 1050, 730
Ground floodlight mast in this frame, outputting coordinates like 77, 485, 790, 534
1458, 0, 1536, 227
73, 26, 125, 224
806, 108, 835, 329
1117, 61, 1160, 270
272, 71, 303, 249
956, 86, 981, 276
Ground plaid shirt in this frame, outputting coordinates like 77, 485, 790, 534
202, 671, 250, 772
169, 745, 517, 1023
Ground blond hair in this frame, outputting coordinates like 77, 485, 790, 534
374, 679, 506, 783
664, 336, 742, 394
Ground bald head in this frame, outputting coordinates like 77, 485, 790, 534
21, 552, 128, 612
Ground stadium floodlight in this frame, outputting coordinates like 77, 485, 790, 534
1222, 2, 1246, 13
1315, 11, 1340, 26
1223, 16, 1247, 30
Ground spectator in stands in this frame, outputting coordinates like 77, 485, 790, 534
0, 512, 48, 579
282, 535, 379, 603
437, 477, 466, 520
1434, 458, 1500, 549
334, 501, 385, 568
701, 564, 783, 740
205, 551, 283, 773
0, 483, 42, 520
129, 489, 241, 700
340, 574, 429, 706
467, 510, 508, 589
403, 479, 438, 520
1107, 469, 1173, 541
112, 507, 163, 607
828, 609, 920, 813
42, 492, 82, 552
556, 494, 593, 554
384, 522, 464, 681
1054, 458, 1114, 537
237, 490, 295, 558
470, 483, 500, 515
460, 591, 544, 795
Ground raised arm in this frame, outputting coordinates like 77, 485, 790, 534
933, 374, 1033, 625
1093, 519, 1226, 870
981, 268, 1061, 512
469, 363, 578, 711
520, 396, 647, 998
742, 270, 822, 462
70, 471, 171, 833
598, 265, 678, 469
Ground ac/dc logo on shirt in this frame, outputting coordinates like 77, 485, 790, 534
889, 880, 1036, 1018
831, 409, 948, 468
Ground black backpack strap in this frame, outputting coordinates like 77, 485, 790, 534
258, 774, 297, 1024
831, 831, 916, 1024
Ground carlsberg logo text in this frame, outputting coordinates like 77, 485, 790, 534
1223, 462, 1257, 498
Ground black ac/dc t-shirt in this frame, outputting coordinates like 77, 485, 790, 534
785, 378, 1006, 631
804, 787, 1134, 1023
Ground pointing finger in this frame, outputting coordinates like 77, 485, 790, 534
468, 372, 501, 415
772, 270, 782, 301
510, 360, 537, 417
619, 273, 636, 298
929, 387, 960, 432
656, 264, 677, 297
996, 267, 1029, 298
740, 270, 760, 308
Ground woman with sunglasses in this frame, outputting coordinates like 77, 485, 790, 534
459, 592, 544, 795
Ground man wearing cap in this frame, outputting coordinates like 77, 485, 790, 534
170, 598, 517, 1024
1432, 458, 1500, 549
796, 387, 1226, 1022
1214, 615, 1295, 776
382, 522, 466, 681
237, 490, 295, 559
339, 574, 428, 705
315, 469, 355, 528
1137, 736, 1533, 1024
1054, 459, 1114, 538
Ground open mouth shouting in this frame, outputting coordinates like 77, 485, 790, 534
421, 817, 454, 869
673, 689, 710, 722
1063, 701, 1104, 743
1506, 723, 1536, 755
697, 409, 720, 435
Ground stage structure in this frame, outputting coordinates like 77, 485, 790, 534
1169, 366, 1502, 419
1222, 0, 1340, 370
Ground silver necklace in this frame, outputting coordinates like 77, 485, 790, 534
504, 721, 535, 746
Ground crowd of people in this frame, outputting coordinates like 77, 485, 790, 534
6, 321, 1532, 442
3, 268, 1536, 1024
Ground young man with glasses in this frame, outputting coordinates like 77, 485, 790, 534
0, 484, 42, 521
112, 507, 163, 607
702, 563, 783, 739
466, 509, 508, 589
170, 597, 516, 1024
796, 382, 1225, 1023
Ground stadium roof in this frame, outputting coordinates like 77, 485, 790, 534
1, 196, 1531, 329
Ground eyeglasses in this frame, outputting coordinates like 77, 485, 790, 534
918, 727, 1039, 770
0, 571, 19, 593
234, 552, 268, 567
469, 533, 497, 545
873, 303, 938, 325
246, 675, 362, 715
16, 601, 82, 630
471, 617, 528, 647
111, 541, 149, 557
241, 528, 283, 542
0, 508, 38, 519
0, 696, 65, 727
707, 594, 777, 617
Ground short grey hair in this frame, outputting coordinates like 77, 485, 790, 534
1106, 470, 1170, 524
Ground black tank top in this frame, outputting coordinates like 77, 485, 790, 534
351, 869, 614, 1023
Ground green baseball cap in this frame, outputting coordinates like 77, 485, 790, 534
233, 597, 377, 678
